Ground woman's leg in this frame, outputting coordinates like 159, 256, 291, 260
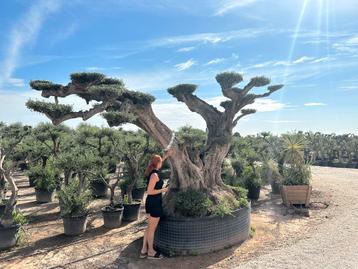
141, 215, 149, 254
147, 216, 160, 256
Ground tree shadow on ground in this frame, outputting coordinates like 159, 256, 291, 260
106, 237, 238, 269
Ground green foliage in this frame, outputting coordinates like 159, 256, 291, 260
103, 111, 137, 127
57, 179, 92, 217
87, 84, 124, 101
282, 164, 311, 185
231, 186, 248, 199
30, 80, 62, 92
281, 132, 307, 165
210, 195, 248, 217
249, 76, 271, 87
261, 160, 282, 184
242, 166, 262, 189
26, 100, 73, 119
174, 189, 213, 217
70, 72, 105, 84
29, 163, 57, 191
119, 90, 155, 105
176, 126, 206, 149
215, 72, 243, 89
168, 84, 197, 99
12, 210, 27, 226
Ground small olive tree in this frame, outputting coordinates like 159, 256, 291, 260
0, 123, 31, 227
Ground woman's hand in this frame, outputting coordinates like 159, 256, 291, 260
162, 187, 169, 193
163, 148, 173, 160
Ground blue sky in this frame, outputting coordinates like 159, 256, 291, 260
0, 0, 358, 135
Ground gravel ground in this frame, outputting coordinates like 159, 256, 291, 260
0, 166, 355, 269
236, 166, 358, 269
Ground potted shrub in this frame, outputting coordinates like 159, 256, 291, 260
31, 164, 57, 203
87, 170, 124, 229
90, 170, 109, 198
0, 123, 30, 249
58, 178, 91, 235
131, 178, 146, 200
279, 132, 312, 207
242, 166, 262, 200
261, 160, 282, 194
281, 164, 312, 207
122, 194, 141, 222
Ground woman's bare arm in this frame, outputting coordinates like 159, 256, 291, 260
147, 173, 167, 195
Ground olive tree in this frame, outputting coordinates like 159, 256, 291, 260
26, 72, 283, 214
0, 123, 31, 227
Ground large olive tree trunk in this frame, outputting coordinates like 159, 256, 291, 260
27, 72, 283, 215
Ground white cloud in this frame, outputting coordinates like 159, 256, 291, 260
174, 59, 197, 71
214, 0, 259, 16
206, 58, 225, 65
150, 28, 271, 47
304, 102, 327, 107
339, 86, 358, 91
0, 0, 62, 87
266, 120, 299, 124
293, 56, 315, 64
333, 36, 358, 53
177, 46, 195, 52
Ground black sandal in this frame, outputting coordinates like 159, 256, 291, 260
139, 252, 147, 259
147, 251, 164, 259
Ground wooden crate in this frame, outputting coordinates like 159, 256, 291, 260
281, 185, 312, 207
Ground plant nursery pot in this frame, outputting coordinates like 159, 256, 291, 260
28, 175, 36, 187
0, 224, 20, 250
0, 200, 16, 216
271, 182, 281, 194
90, 180, 107, 198
102, 206, 124, 228
281, 185, 312, 207
35, 188, 55, 203
62, 215, 88, 236
132, 187, 146, 200
247, 186, 261, 200
154, 203, 251, 256
122, 201, 141, 221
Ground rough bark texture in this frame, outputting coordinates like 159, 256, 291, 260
27, 72, 283, 215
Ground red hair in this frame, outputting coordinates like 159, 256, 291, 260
144, 154, 162, 176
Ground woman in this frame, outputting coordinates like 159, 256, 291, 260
140, 151, 171, 259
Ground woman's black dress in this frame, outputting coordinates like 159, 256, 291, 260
145, 169, 164, 218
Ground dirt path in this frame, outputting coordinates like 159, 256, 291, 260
236, 166, 358, 269
0, 166, 351, 269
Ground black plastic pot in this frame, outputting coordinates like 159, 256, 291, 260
62, 215, 87, 236
271, 182, 281, 194
154, 204, 251, 256
28, 175, 36, 187
122, 201, 141, 221
0, 200, 16, 216
0, 224, 20, 250
102, 206, 124, 228
91, 180, 107, 198
132, 187, 146, 200
35, 188, 55, 203
247, 186, 261, 200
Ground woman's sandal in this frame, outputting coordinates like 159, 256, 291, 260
147, 251, 164, 259
139, 252, 147, 259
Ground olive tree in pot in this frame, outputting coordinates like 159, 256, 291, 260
58, 178, 91, 235
261, 159, 282, 194
27, 71, 283, 254
280, 133, 312, 207
0, 123, 30, 249
111, 129, 158, 221
28, 163, 58, 203
75, 124, 115, 198
55, 146, 96, 235
241, 165, 262, 200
